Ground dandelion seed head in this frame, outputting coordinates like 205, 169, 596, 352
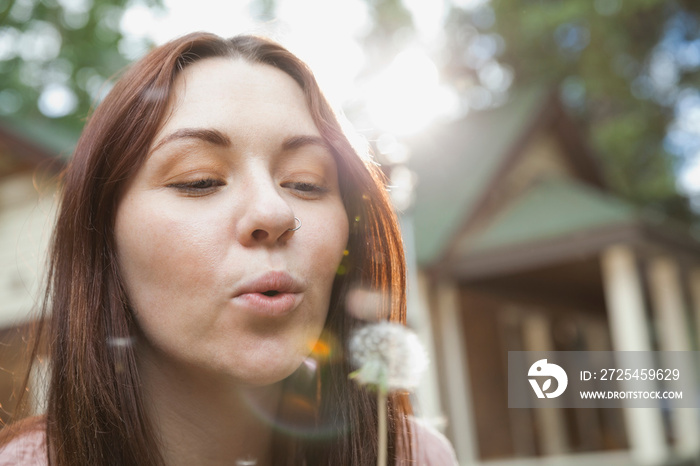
348, 321, 428, 391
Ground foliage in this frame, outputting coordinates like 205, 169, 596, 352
0, 0, 160, 136
452, 0, 700, 222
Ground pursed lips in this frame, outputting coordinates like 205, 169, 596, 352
231, 270, 304, 317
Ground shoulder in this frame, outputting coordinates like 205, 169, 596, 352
0, 418, 48, 466
408, 416, 459, 466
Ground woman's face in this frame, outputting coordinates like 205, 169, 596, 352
114, 58, 349, 386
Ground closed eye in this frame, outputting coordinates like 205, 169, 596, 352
168, 178, 225, 195
292, 182, 324, 192
283, 182, 328, 198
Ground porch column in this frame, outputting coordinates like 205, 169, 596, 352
521, 313, 570, 456
688, 269, 700, 349
401, 215, 443, 431
412, 271, 445, 430
600, 245, 667, 465
435, 281, 478, 464
648, 257, 700, 457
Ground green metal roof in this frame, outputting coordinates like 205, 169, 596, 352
0, 116, 79, 161
456, 177, 637, 255
409, 88, 548, 264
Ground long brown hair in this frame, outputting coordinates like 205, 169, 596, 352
5, 33, 412, 465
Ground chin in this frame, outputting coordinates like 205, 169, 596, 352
231, 360, 305, 388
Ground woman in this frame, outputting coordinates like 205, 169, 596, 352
0, 33, 456, 465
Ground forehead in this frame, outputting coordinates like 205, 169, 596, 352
156, 57, 318, 142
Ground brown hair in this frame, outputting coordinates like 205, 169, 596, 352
4, 32, 412, 465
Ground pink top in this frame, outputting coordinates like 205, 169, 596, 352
0, 417, 457, 465
409, 416, 459, 465
0, 428, 47, 466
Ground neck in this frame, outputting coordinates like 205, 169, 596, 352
138, 349, 283, 466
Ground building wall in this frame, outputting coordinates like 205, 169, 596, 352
0, 172, 56, 330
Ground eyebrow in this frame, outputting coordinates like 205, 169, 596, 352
150, 128, 330, 155
150, 128, 231, 154
282, 134, 330, 152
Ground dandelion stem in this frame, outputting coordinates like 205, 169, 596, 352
377, 388, 387, 466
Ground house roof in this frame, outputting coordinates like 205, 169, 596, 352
0, 116, 77, 177
0, 116, 78, 157
433, 174, 700, 281
457, 177, 638, 255
408, 88, 551, 265
409, 86, 607, 265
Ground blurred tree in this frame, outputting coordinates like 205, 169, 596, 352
0, 0, 160, 136
439, 0, 700, 223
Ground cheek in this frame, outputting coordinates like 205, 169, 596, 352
114, 198, 219, 311
304, 206, 349, 288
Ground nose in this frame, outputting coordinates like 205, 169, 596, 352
236, 176, 297, 247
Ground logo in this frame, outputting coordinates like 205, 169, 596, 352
528, 359, 568, 398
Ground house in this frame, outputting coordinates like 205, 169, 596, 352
0, 117, 72, 424
406, 88, 700, 465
